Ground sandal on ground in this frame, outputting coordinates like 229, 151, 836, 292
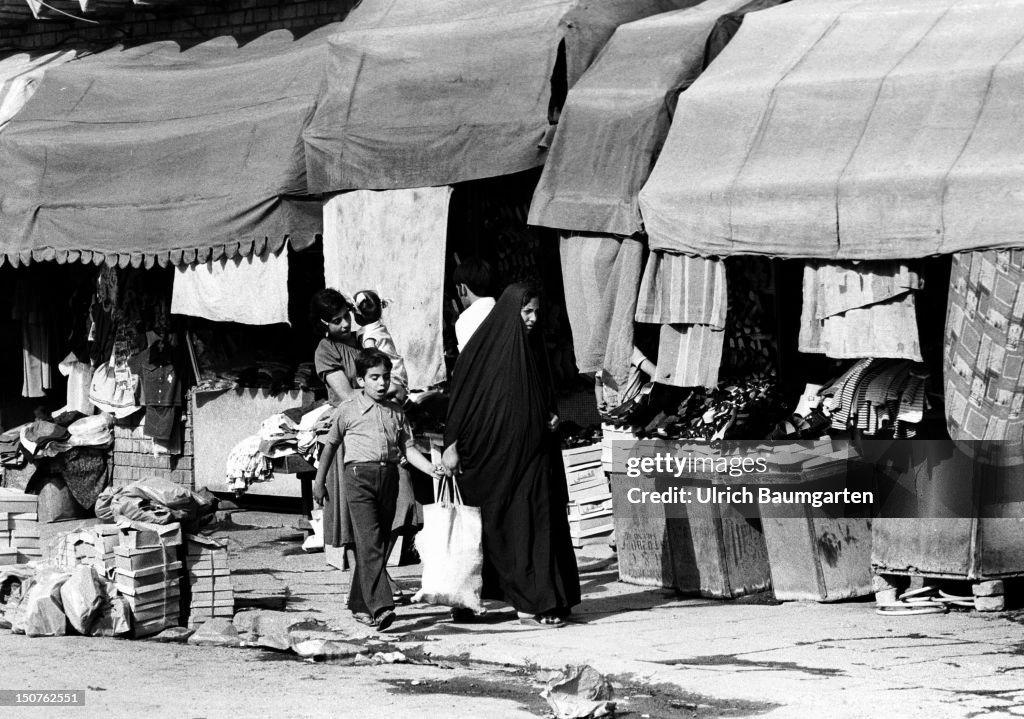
519, 614, 566, 629
351, 612, 374, 627
393, 591, 412, 606
374, 609, 397, 632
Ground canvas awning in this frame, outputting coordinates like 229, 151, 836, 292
639, 0, 1024, 259
303, 0, 701, 193
0, 26, 341, 267
0, 49, 82, 132
528, 0, 756, 236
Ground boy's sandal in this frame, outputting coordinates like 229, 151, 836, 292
519, 614, 566, 628
393, 590, 412, 606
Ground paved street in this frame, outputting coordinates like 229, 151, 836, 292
4, 511, 1024, 719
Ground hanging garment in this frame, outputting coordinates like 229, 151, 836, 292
58, 353, 93, 415
945, 250, 1024, 455
799, 261, 923, 361
559, 234, 644, 387
636, 252, 728, 389
323, 187, 452, 390
171, 249, 290, 325
12, 278, 52, 398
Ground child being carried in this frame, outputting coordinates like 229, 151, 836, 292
352, 290, 409, 403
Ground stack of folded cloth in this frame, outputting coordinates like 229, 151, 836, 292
0, 427, 22, 467
290, 404, 333, 460
19, 420, 72, 459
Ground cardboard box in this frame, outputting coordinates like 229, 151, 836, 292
115, 560, 183, 585
124, 589, 182, 613
114, 545, 178, 571
0, 490, 38, 514
562, 444, 603, 469
118, 521, 182, 549
116, 576, 179, 596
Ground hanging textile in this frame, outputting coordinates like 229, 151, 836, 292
945, 250, 1024, 456
636, 252, 727, 389
171, 249, 290, 326
559, 235, 644, 387
322, 187, 452, 390
12, 277, 52, 398
58, 352, 93, 415
799, 261, 923, 361
654, 324, 725, 389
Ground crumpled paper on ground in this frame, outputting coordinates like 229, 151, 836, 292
541, 665, 616, 719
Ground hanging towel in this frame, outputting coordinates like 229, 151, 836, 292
559, 234, 644, 387
945, 250, 1024, 458
322, 187, 452, 390
171, 249, 290, 326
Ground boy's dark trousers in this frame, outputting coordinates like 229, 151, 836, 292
344, 462, 399, 620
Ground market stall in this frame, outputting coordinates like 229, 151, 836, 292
630, 0, 1024, 603
0, 28, 348, 510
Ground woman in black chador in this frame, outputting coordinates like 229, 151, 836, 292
442, 283, 581, 627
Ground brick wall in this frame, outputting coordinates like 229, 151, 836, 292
111, 406, 193, 488
0, 0, 358, 51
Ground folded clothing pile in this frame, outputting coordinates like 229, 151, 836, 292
225, 436, 273, 493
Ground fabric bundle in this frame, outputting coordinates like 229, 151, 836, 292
225, 436, 273, 492
799, 261, 923, 361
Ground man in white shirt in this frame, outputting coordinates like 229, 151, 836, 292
453, 258, 496, 352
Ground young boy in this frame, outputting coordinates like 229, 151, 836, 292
313, 348, 438, 631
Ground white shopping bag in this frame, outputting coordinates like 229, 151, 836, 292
412, 476, 485, 612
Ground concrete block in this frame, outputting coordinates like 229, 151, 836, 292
972, 580, 1005, 597
975, 595, 1006, 612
